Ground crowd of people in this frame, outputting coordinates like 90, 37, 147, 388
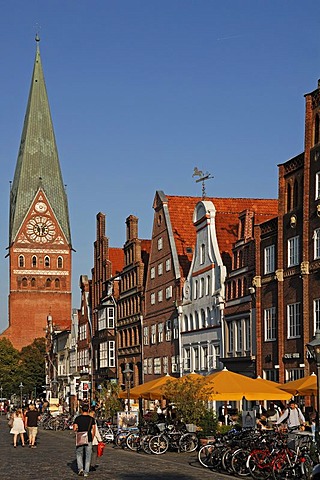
8, 404, 40, 448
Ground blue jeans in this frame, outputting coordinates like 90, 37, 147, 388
76, 442, 92, 474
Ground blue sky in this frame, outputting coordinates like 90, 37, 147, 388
0, 0, 320, 332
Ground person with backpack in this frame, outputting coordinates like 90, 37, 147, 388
276, 400, 305, 431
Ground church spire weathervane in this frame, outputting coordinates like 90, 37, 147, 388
192, 167, 213, 199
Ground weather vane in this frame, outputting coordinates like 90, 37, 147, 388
192, 167, 213, 199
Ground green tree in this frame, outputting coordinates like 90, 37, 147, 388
163, 376, 214, 426
99, 381, 122, 420
0, 338, 20, 397
19, 338, 46, 398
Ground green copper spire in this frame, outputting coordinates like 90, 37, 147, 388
9, 37, 71, 245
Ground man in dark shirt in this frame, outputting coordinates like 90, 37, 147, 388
25, 404, 40, 448
73, 404, 96, 477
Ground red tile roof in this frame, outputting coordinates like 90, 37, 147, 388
109, 247, 124, 276
166, 195, 278, 277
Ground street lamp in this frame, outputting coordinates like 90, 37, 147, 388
123, 363, 133, 413
306, 329, 320, 441
19, 382, 24, 407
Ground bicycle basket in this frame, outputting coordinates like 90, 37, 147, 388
186, 424, 197, 433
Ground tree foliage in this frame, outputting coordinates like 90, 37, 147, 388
0, 337, 45, 399
163, 376, 214, 426
99, 381, 122, 420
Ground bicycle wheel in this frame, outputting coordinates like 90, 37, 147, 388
231, 448, 251, 477
149, 434, 169, 455
179, 433, 198, 452
141, 434, 153, 454
198, 444, 215, 468
300, 453, 313, 480
126, 432, 141, 451
115, 431, 128, 447
221, 447, 235, 474
247, 451, 272, 480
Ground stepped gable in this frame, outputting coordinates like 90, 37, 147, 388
166, 195, 278, 277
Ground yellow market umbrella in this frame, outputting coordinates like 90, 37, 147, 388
204, 368, 292, 401
145, 372, 207, 400
119, 374, 174, 400
280, 374, 317, 396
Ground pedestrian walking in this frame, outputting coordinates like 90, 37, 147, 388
10, 409, 26, 447
89, 409, 102, 472
25, 404, 40, 448
73, 404, 96, 477
276, 399, 305, 431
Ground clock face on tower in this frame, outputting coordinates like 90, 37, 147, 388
26, 216, 56, 243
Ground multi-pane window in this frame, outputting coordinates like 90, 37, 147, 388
165, 320, 171, 341
143, 326, 149, 345
314, 228, 320, 259
228, 322, 234, 354
235, 320, 243, 352
107, 307, 115, 328
286, 368, 304, 382
184, 348, 191, 370
314, 299, 320, 333
194, 346, 200, 370
163, 356, 168, 374
150, 292, 155, 305
147, 358, 152, 374
150, 267, 155, 279
99, 342, 108, 368
98, 309, 106, 330
264, 245, 275, 274
201, 345, 208, 371
19, 255, 24, 267
157, 237, 163, 250
165, 259, 171, 271
158, 323, 163, 342
316, 172, 320, 200
287, 302, 301, 338
108, 341, 115, 367
143, 359, 147, 375
288, 236, 299, 267
264, 307, 276, 341
154, 357, 161, 374
165, 286, 172, 299
158, 263, 163, 276
158, 290, 163, 302
151, 325, 156, 344
79, 324, 86, 340
171, 355, 178, 373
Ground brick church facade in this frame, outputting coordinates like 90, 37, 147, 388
1, 37, 72, 349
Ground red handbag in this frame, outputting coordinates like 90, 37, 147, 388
97, 441, 105, 457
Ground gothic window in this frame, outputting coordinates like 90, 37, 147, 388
57, 256, 63, 268
55, 278, 60, 288
46, 278, 51, 288
32, 256, 37, 267
22, 277, 27, 287
19, 255, 25, 268
44, 256, 50, 268
31, 278, 36, 287
315, 113, 320, 145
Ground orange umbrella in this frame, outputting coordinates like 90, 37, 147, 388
280, 374, 317, 396
204, 368, 292, 401
146, 372, 207, 399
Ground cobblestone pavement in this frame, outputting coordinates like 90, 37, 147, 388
0, 416, 233, 479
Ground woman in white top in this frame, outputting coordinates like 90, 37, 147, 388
10, 409, 26, 447
89, 410, 103, 471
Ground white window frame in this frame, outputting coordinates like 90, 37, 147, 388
314, 299, 320, 333
107, 307, 115, 328
158, 323, 163, 342
143, 326, 149, 345
158, 263, 163, 276
288, 236, 299, 267
79, 324, 86, 341
201, 345, 208, 371
165, 258, 171, 271
314, 228, 320, 260
163, 356, 168, 374
100, 341, 108, 368
165, 286, 172, 299
98, 309, 106, 330
150, 292, 155, 305
165, 320, 171, 341
157, 237, 163, 250
150, 267, 155, 279
264, 307, 276, 341
108, 340, 115, 367
147, 358, 152, 374
173, 318, 179, 339
143, 359, 147, 375
287, 302, 301, 339
158, 290, 163, 302
151, 324, 156, 344
264, 245, 275, 274
154, 357, 161, 375
184, 348, 191, 371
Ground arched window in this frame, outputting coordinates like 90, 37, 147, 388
201, 309, 206, 328
22, 277, 28, 287
189, 314, 193, 331
19, 255, 24, 268
31, 278, 36, 287
315, 113, 320, 145
195, 311, 199, 330
57, 257, 63, 268
45, 256, 50, 268
32, 256, 37, 268
286, 183, 292, 213
46, 278, 51, 288
55, 278, 60, 288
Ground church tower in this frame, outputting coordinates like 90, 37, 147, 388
1, 36, 72, 349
